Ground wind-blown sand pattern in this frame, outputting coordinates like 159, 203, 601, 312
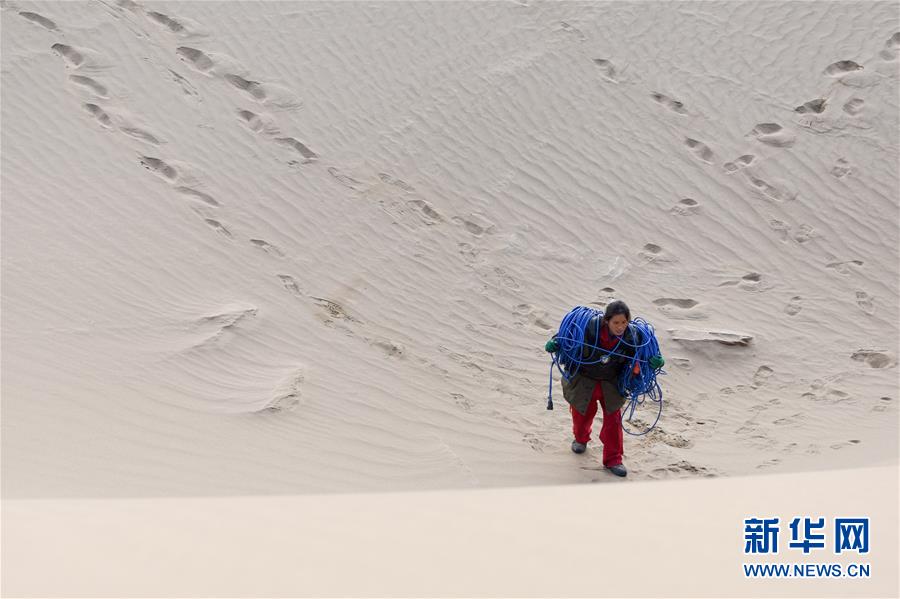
1, 1, 897, 499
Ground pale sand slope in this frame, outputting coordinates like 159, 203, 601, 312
1, 1, 897, 498
3, 466, 899, 598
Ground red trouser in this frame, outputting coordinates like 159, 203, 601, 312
570, 380, 624, 467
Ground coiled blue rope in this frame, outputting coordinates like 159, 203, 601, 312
546, 306, 665, 435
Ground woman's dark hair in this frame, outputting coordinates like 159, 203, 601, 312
603, 300, 631, 323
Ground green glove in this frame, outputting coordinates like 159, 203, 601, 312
544, 339, 560, 353
649, 355, 665, 369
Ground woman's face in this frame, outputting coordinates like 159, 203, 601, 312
608, 314, 629, 336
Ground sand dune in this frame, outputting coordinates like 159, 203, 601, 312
2, 0, 897, 503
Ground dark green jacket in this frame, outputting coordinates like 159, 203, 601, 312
559, 323, 637, 415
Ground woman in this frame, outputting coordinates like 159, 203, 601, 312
549, 300, 636, 477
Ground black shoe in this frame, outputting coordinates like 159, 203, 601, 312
606, 463, 627, 477
571, 440, 587, 454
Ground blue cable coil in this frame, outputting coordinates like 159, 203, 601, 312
546, 305, 665, 435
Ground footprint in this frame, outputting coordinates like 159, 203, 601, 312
671, 357, 692, 370
237, 109, 263, 130
522, 433, 547, 452
236, 109, 278, 134
757, 458, 781, 470
452, 214, 495, 236
684, 138, 714, 163
824, 389, 851, 403
653, 298, 705, 319
653, 298, 698, 309
752, 123, 781, 134
670, 198, 699, 215
532, 315, 553, 330
372, 338, 404, 358
51, 43, 85, 68
560, 21, 586, 42
277, 274, 302, 296
842, 98, 865, 115
327, 167, 363, 189
492, 266, 519, 290
879, 32, 900, 60
176, 46, 214, 73
311, 297, 359, 322
748, 176, 795, 202
855, 291, 874, 315
872, 396, 892, 412
792, 224, 814, 243
816, 389, 850, 404
752, 365, 773, 387
147, 11, 186, 33
830, 158, 852, 178
723, 154, 755, 173
650, 92, 687, 114
457, 242, 480, 265
785, 295, 802, 316
850, 349, 894, 369
512, 303, 532, 316
660, 461, 713, 476
378, 172, 414, 192
513, 303, 553, 331
83, 103, 112, 128
639, 243, 673, 263
451, 393, 473, 412
830, 440, 859, 450
204, 219, 232, 238
800, 443, 822, 455
249, 238, 285, 257
225, 74, 266, 100
69, 75, 108, 97
737, 272, 764, 292
254, 83, 302, 110
653, 428, 692, 449
169, 69, 200, 100
275, 137, 317, 161
749, 123, 795, 147
408, 199, 443, 222
768, 218, 791, 242
121, 126, 161, 145
176, 186, 219, 206
825, 259, 863, 274
19, 11, 56, 30
794, 99, 827, 114
139, 156, 178, 181
592, 58, 617, 82
824, 60, 863, 77
773, 414, 801, 426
